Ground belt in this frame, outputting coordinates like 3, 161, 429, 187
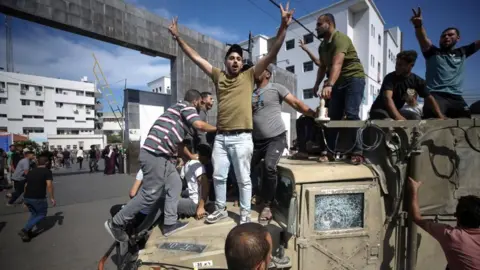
217, 129, 252, 135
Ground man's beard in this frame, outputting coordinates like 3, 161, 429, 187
317, 31, 326, 38
440, 40, 457, 50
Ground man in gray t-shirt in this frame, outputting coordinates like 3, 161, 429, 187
251, 64, 315, 224
8, 151, 35, 205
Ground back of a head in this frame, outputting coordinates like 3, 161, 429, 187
201, 91, 212, 99
225, 223, 271, 270
184, 89, 202, 103
456, 195, 480, 228
37, 155, 49, 166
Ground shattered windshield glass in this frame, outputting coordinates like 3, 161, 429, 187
314, 193, 364, 231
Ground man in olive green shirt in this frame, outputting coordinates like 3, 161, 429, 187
313, 13, 366, 165
167, 3, 295, 224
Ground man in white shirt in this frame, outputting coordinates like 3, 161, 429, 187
178, 145, 211, 220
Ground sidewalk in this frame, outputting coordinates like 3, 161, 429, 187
52, 159, 105, 176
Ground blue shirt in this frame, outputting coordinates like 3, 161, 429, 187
423, 43, 476, 95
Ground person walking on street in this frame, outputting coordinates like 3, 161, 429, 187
250, 64, 315, 224
18, 156, 56, 242
313, 13, 367, 164
88, 145, 98, 172
411, 8, 479, 118
105, 89, 216, 241
7, 150, 35, 206
76, 147, 84, 170
167, 2, 295, 224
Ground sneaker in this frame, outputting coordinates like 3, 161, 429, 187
163, 221, 189, 237
206, 208, 228, 224
240, 214, 251, 225
104, 219, 128, 242
18, 229, 31, 242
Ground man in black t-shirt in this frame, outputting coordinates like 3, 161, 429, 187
369, 50, 444, 120
88, 145, 98, 172
19, 156, 56, 242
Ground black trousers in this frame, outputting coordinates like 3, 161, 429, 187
8, 180, 26, 204
369, 108, 421, 120
251, 132, 287, 204
296, 116, 327, 154
423, 92, 471, 119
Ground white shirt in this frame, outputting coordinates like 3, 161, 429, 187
401, 103, 423, 116
77, 149, 84, 158
180, 160, 206, 204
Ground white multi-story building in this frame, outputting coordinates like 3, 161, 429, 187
241, 0, 402, 120
148, 75, 171, 94
0, 71, 101, 147
101, 111, 124, 135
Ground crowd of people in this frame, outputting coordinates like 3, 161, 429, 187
103, 4, 480, 269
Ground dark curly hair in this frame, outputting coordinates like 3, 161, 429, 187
456, 195, 480, 228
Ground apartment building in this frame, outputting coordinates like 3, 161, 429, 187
0, 71, 101, 143
101, 111, 124, 135
241, 0, 402, 120
148, 75, 171, 94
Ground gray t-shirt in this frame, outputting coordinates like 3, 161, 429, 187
252, 82, 290, 140
12, 158, 30, 181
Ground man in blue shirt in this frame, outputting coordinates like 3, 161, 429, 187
411, 8, 479, 118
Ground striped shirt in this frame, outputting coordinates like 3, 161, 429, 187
142, 102, 202, 156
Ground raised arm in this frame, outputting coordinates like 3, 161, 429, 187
410, 8, 433, 52
254, 2, 294, 79
299, 39, 321, 66
168, 17, 213, 77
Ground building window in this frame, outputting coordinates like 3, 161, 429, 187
0, 114, 6, 118
55, 88, 62, 94
303, 88, 314, 99
371, 24, 375, 37
67, 117, 74, 120
34, 115, 43, 119
286, 65, 295, 73
378, 35, 381, 45
76, 104, 84, 109
23, 115, 33, 119
0, 82, 5, 88
35, 101, 43, 107
86, 92, 94, 97
76, 91, 84, 96
71, 130, 79, 135
370, 55, 375, 68
23, 128, 44, 134
0, 98, 6, 104
21, 100, 30, 106
56, 102, 63, 108
303, 33, 314, 44
303, 61, 314, 72
285, 39, 295, 50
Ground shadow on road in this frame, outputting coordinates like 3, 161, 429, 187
31, 212, 64, 238
0, 221, 6, 234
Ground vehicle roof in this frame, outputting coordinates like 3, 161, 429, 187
277, 158, 375, 184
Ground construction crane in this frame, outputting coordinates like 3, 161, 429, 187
5, 15, 14, 72
92, 53, 125, 142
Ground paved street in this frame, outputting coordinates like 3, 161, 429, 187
0, 171, 133, 270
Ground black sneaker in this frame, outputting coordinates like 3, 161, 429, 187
18, 229, 31, 242
104, 219, 128, 242
162, 221, 189, 237
205, 208, 228, 224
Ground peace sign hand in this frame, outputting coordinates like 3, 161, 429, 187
410, 7, 423, 27
279, 2, 295, 26
168, 16, 179, 39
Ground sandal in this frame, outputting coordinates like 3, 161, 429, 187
317, 155, 329, 163
350, 155, 365, 165
259, 206, 273, 225
289, 152, 309, 160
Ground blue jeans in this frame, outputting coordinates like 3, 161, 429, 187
326, 77, 365, 155
212, 132, 254, 215
24, 198, 48, 231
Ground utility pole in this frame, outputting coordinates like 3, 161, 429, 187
5, 16, 14, 72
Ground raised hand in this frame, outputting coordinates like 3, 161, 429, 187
168, 16, 179, 39
298, 39, 306, 50
410, 7, 423, 27
279, 2, 295, 26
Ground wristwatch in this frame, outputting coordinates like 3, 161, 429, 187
324, 82, 333, 88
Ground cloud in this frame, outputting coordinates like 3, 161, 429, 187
1, 24, 170, 91
185, 21, 240, 42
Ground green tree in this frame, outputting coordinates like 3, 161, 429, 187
107, 134, 122, 144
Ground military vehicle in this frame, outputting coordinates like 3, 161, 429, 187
98, 118, 480, 270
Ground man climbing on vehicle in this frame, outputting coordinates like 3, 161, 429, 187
250, 64, 315, 224
411, 7, 479, 119
167, 2, 295, 224
105, 89, 216, 241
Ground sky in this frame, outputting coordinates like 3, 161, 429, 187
0, 0, 479, 108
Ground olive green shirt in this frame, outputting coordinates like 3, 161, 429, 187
211, 67, 255, 131
319, 31, 365, 85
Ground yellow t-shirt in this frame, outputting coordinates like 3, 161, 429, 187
211, 67, 255, 131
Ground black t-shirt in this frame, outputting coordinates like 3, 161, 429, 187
89, 149, 96, 159
24, 167, 53, 199
370, 72, 429, 113
11, 151, 22, 168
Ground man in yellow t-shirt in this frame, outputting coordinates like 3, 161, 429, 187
167, 3, 294, 224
